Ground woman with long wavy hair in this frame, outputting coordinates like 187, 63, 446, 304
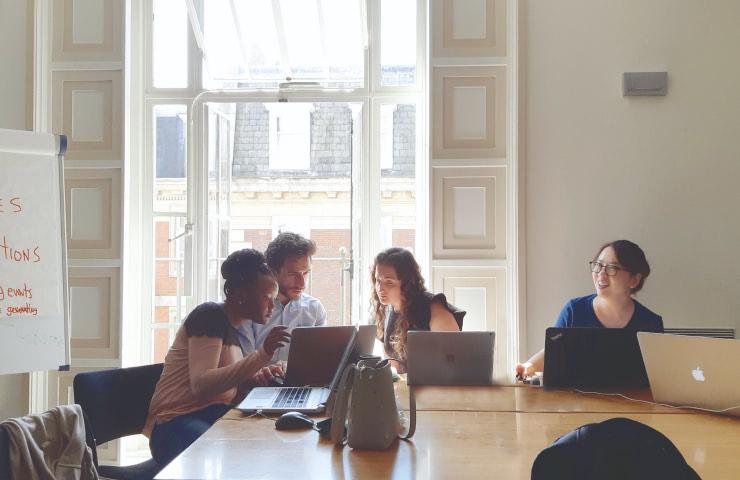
371, 248, 463, 373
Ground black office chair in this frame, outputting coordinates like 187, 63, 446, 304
0, 424, 11, 480
74, 363, 164, 480
452, 307, 466, 330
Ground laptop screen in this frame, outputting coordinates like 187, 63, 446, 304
284, 326, 356, 386
406, 331, 495, 386
349, 324, 377, 363
543, 327, 648, 389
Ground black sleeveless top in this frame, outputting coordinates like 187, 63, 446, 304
184, 302, 243, 352
381, 292, 466, 360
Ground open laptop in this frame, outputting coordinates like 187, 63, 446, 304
543, 327, 649, 389
350, 324, 377, 362
406, 331, 495, 385
638, 332, 740, 416
237, 326, 356, 414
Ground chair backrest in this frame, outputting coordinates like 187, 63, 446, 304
451, 306, 466, 330
0, 424, 10, 479
531, 417, 701, 480
73, 363, 164, 446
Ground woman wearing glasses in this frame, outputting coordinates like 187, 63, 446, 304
516, 240, 663, 377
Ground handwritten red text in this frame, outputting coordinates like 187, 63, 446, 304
0, 197, 23, 214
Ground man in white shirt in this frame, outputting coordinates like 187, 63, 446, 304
238, 232, 327, 364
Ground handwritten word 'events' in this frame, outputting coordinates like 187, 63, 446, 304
0, 283, 33, 301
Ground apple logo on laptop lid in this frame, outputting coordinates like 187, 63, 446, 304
691, 367, 706, 382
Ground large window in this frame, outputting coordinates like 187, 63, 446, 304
140, 0, 426, 364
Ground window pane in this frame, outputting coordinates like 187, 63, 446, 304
201, 0, 364, 89
152, 216, 187, 362
153, 105, 187, 212
320, 0, 365, 84
381, 0, 416, 87
380, 103, 416, 251
266, 104, 311, 170
207, 101, 360, 325
152, 105, 188, 363
152, 0, 188, 88
380, 104, 395, 170
202, 0, 282, 87
206, 104, 234, 301
281, 0, 324, 78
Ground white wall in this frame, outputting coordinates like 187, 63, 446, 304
523, 0, 740, 355
0, 0, 31, 130
0, 0, 31, 420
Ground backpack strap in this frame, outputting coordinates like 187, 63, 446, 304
330, 364, 356, 445
400, 384, 416, 439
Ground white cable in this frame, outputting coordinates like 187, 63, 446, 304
573, 389, 740, 414
224, 409, 277, 422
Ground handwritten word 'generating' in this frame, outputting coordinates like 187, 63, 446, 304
0, 235, 41, 263
6, 303, 38, 317
0, 197, 22, 214
0, 283, 33, 301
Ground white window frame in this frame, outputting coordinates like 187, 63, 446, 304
129, 0, 430, 369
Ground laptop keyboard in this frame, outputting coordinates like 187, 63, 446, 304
272, 387, 311, 408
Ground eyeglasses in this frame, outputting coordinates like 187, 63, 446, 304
589, 261, 623, 276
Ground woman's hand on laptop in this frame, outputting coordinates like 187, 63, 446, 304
516, 362, 535, 378
516, 349, 544, 379
252, 364, 285, 387
263, 326, 291, 356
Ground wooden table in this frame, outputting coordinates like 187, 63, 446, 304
156, 384, 740, 479
398, 383, 686, 414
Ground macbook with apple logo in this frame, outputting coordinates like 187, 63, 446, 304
406, 331, 495, 385
638, 332, 740, 416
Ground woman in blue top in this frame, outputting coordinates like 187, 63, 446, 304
516, 240, 663, 377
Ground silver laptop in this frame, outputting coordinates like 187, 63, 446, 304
406, 331, 495, 386
638, 332, 740, 416
350, 324, 377, 362
237, 326, 356, 414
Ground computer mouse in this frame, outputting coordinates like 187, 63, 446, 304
275, 411, 315, 431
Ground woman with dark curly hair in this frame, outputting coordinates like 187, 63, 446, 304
371, 247, 464, 373
144, 249, 291, 466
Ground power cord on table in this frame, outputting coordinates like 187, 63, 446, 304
573, 389, 740, 414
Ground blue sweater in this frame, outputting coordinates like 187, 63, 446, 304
554, 294, 663, 332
